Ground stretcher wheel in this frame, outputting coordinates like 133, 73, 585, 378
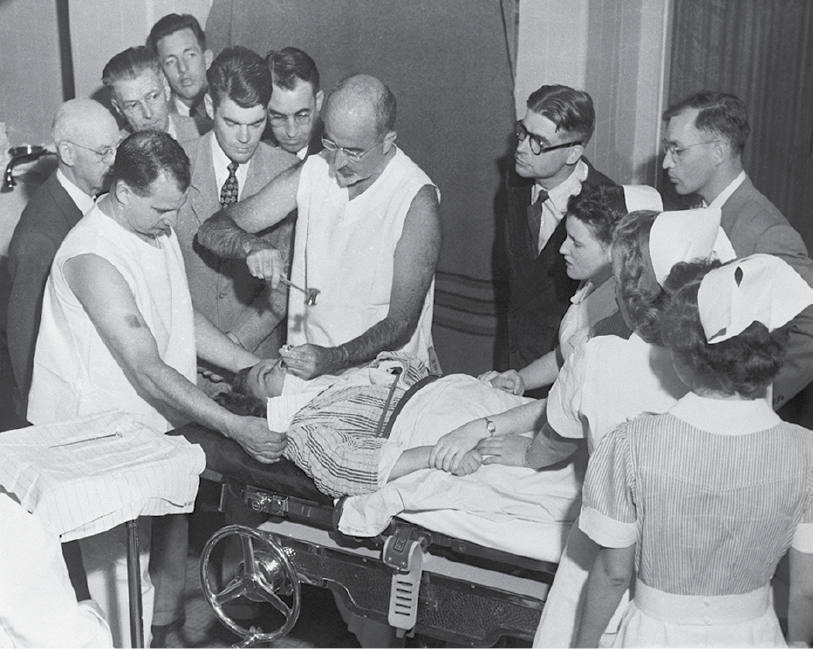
200, 524, 301, 646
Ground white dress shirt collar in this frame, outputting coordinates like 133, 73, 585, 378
706, 170, 746, 209
55, 168, 95, 215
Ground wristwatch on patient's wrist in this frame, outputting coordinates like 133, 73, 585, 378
484, 417, 497, 437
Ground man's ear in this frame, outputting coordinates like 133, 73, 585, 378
110, 94, 123, 119
565, 143, 585, 166
57, 141, 75, 166
114, 180, 132, 205
161, 75, 171, 101
711, 139, 729, 165
382, 130, 397, 152
204, 49, 214, 69
314, 89, 324, 115
203, 93, 214, 120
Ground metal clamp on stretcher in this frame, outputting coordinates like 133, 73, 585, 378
173, 423, 560, 647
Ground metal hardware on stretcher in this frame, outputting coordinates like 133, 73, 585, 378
199, 525, 301, 647
384, 525, 428, 634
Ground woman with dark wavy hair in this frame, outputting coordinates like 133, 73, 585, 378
576, 255, 813, 647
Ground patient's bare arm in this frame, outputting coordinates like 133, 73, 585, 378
65, 253, 286, 464
281, 185, 441, 379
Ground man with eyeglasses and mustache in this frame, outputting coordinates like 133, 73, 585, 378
264, 47, 324, 159
504, 84, 615, 398
7, 99, 121, 424
662, 90, 813, 412
102, 46, 199, 146
198, 74, 440, 381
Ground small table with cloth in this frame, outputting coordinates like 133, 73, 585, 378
0, 412, 205, 647
580, 393, 813, 646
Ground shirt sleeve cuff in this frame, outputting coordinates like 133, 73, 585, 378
792, 522, 813, 553
546, 395, 584, 439
579, 505, 637, 548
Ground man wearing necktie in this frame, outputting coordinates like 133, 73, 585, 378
176, 46, 297, 362
503, 85, 615, 397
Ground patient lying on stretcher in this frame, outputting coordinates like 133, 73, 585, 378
221, 352, 584, 502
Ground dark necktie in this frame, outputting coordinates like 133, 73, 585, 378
527, 188, 548, 252
220, 161, 239, 208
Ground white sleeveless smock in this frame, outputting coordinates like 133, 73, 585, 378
28, 205, 197, 433
288, 148, 437, 365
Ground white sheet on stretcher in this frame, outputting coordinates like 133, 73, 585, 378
0, 411, 206, 541
338, 375, 585, 564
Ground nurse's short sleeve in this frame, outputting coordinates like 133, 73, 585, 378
547, 340, 593, 440
579, 425, 637, 548
792, 488, 813, 553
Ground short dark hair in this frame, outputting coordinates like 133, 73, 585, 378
266, 47, 319, 92
611, 210, 664, 343
216, 367, 268, 417
660, 260, 785, 397
526, 85, 595, 144
663, 91, 750, 154
113, 131, 190, 196
567, 184, 626, 247
102, 46, 162, 87
147, 13, 206, 52
207, 46, 272, 112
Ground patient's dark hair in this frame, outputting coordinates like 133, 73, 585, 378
660, 260, 785, 398
214, 367, 268, 417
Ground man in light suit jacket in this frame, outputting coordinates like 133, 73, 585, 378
504, 85, 615, 398
177, 46, 297, 360
663, 90, 813, 411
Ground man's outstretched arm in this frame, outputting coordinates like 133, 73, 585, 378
64, 253, 286, 463
197, 163, 303, 286
281, 184, 441, 379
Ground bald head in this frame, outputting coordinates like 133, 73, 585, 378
325, 74, 396, 138
52, 99, 121, 197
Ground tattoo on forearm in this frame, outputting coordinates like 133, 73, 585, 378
125, 314, 142, 329
336, 316, 416, 370
197, 212, 259, 259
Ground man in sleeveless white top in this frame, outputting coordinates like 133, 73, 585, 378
198, 74, 441, 380
28, 132, 287, 645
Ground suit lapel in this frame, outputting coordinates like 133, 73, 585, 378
46, 173, 84, 228
189, 134, 220, 226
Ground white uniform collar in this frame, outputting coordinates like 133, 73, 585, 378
669, 391, 779, 435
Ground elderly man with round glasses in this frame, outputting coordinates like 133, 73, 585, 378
198, 73, 440, 380
503, 84, 616, 398
7, 99, 121, 421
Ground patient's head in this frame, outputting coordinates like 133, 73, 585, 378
219, 358, 287, 417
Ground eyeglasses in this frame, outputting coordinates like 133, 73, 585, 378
321, 137, 379, 162
268, 111, 313, 127
661, 139, 720, 160
515, 121, 582, 156
68, 139, 121, 162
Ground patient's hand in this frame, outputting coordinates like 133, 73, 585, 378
227, 416, 287, 464
477, 434, 532, 468
279, 343, 341, 380
478, 369, 525, 396
430, 419, 489, 473
451, 450, 484, 476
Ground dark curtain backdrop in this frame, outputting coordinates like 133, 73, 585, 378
205, 0, 518, 375
667, 0, 813, 248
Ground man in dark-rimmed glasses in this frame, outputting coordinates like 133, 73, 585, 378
504, 84, 615, 397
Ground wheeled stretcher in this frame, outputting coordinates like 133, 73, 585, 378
174, 423, 572, 647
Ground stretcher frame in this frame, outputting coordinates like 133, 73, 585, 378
178, 424, 562, 647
